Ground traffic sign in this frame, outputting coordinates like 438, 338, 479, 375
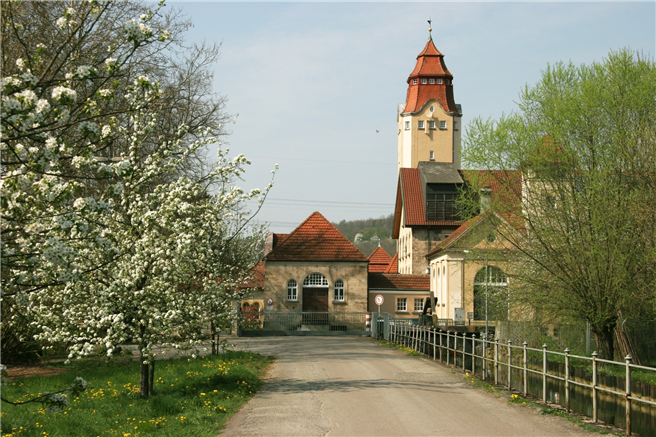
374, 294, 384, 305
266, 298, 274, 305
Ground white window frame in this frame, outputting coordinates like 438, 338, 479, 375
418, 120, 425, 129
437, 78, 443, 84
412, 79, 418, 85
429, 120, 436, 129
334, 279, 345, 302
405, 120, 410, 130
429, 78, 435, 84
414, 298, 424, 312
287, 279, 298, 301
397, 298, 407, 312
439, 120, 447, 130
421, 78, 427, 84
429, 150, 435, 160
303, 273, 328, 287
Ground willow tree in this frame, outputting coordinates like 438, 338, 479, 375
462, 49, 656, 361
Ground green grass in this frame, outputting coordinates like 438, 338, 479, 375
375, 339, 421, 356
1, 351, 274, 437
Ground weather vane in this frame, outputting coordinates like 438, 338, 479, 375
428, 18, 432, 35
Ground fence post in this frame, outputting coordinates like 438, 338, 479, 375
446, 331, 451, 366
542, 344, 548, 403
439, 330, 443, 363
462, 334, 466, 371
508, 340, 512, 390
481, 333, 486, 379
523, 341, 528, 396
494, 338, 499, 385
626, 354, 632, 436
565, 348, 570, 412
592, 351, 598, 423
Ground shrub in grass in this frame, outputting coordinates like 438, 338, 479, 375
1, 351, 273, 436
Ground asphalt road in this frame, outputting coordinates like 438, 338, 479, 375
220, 336, 594, 437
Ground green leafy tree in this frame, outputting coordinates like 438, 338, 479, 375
462, 49, 656, 361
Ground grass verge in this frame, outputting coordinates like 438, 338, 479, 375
376, 339, 421, 356
1, 350, 274, 437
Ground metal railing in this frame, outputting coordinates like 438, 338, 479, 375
381, 320, 656, 437
240, 311, 368, 333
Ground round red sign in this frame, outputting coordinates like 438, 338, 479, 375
374, 294, 384, 305
266, 298, 274, 305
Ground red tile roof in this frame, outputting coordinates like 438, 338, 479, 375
240, 260, 265, 289
460, 170, 523, 222
367, 246, 393, 273
368, 273, 430, 291
393, 168, 464, 238
402, 38, 459, 114
384, 253, 399, 274
265, 212, 368, 262
272, 233, 289, 248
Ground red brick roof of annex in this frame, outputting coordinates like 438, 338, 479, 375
402, 38, 460, 115
367, 246, 393, 273
384, 253, 399, 274
265, 211, 368, 262
368, 273, 430, 291
424, 212, 489, 258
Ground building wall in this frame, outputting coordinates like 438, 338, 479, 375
368, 290, 431, 319
262, 260, 368, 312
397, 99, 462, 170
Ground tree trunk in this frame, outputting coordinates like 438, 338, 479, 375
591, 324, 615, 360
139, 357, 150, 397
148, 360, 155, 395
615, 318, 642, 365
211, 321, 216, 355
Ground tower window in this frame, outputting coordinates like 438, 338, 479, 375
439, 120, 447, 129
418, 120, 425, 129
437, 78, 443, 84
429, 78, 435, 84
429, 106, 434, 112
405, 121, 410, 130
412, 79, 418, 85
421, 78, 427, 84
429, 120, 436, 129
429, 151, 435, 161
454, 122, 459, 130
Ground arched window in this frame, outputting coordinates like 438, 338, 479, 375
303, 273, 328, 287
334, 279, 345, 301
473, 266, 509, 321
287, 279, 297, 301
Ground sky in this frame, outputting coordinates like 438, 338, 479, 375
169, 1, 656, 232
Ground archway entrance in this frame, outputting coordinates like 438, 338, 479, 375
302, 273, 329, 312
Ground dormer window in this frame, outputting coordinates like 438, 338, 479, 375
421, 78, 427, 84
412, 79, 418, 85
429, 78, 435, 84
437, 78, 443, 84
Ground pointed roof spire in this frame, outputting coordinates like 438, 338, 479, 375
428, 18, 432, 40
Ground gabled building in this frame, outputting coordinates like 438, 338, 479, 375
254, 212, 369, 312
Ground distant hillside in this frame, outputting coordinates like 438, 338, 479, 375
333, 214, 396, 257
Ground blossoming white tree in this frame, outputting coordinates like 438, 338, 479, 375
2, 1, 272, 395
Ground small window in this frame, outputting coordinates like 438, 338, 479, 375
429, 150, 434, 160
334, 279, 344, 301
418, 120, 424, 129
429, 106, 434, 112
439, 120, 447, 129
405, 120, 410, 130
421, 78, 427, 84
437, 78, 443, 84
429, 78, 435, 84
287, 279, 297, 301
454, 122, 459, 131
414, 298, 424, 312
412, 79, 418, 85
429, 120, 436, 129
303, 273, 328, 286
397, 298, 407, 312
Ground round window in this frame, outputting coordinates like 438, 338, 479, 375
429, 106, 434, 112
487, 233, 497, 243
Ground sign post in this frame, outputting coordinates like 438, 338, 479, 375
374, 294, 384, 314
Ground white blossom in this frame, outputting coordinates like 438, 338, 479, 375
56, 17, 68, 29
52, 86, 77, 103
36, 99, 50, 113
15, 58, 26, 70
78, 121, 100, 136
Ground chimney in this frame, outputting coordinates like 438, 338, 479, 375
264, 232, 274, 257
480, 188, 492, 213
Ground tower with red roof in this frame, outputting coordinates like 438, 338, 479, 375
398, 30, 462, 170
